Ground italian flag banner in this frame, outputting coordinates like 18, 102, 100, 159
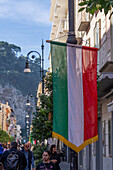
51, 41, 98, 153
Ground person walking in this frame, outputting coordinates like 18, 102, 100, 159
0, 144, 4, 170
0, 144, 3, 160
22, 142, 35, 170
6, 144, 10, 150
50, 144, 61, 170
36, 150, 55, 170
1, 141, 27, 170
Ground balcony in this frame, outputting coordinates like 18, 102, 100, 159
99, 28, 112, 73
56, 18, 68, 42
99, 61, 113, 73
78, 21, 90, 31
99, 45, 113, 73
77, 9, 90, 31
50, 0, 68, 41
98, 72, 113, 98
57, 19, 68, 33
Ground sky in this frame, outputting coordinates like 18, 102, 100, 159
0, 0, 52, 69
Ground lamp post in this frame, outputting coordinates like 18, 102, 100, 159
24, 40, 44, 95
67, 0, 78, 170
26, 114, 30, 142
14, 125, 17, 139
26, 93, 37, 109
24, 41, 44, 142
26, 93, 37, 140
67, 0, 77, 44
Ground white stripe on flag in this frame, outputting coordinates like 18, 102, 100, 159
67, 45, 84, 147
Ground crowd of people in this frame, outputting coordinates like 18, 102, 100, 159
0, 141, 61, 170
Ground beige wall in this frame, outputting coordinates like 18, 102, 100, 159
0, 103, 11, 132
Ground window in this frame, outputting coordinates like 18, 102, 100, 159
108, 119, 111, 156
85, 38, 90, 47
92, 143, 96, 156
94, 20, 101, 75
102, 120, 106, 156
79, 150, 83, 168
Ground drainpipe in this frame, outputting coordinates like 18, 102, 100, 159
110, 7, 113, 170
107, 101, 113, 170
110, 8, 113, 61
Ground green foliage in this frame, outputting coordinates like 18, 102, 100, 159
78, 0, 113, 16
0, 41, 42, 96
0, 41, 21, 56
31, 73, 53, 142
0, 130, 14, 143
10, 136, 15, 142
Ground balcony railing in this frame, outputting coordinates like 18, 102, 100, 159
77, 9, 90, 31
56, 19, 68, 42
99, 36, 113, 73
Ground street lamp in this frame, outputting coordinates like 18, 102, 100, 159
26, 99, 30, 106
24, 40, 44, 143
26, 116, 30, 142
26, 120, 29, 124
24, 50, 41, 74
24, 40, 44, 94
26, 114, 29, 118
26, 93, 37, 108
14, 125, 17, 139
26, 93, 37, 141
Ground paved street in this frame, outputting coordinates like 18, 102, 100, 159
60, 162, 70, 170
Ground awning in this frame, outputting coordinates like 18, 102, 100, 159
98, 72, 113, 98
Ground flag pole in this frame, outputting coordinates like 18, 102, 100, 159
67, 0, 78, 170
66, 0, 77, 44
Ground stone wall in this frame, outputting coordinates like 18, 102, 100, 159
0, 84, 28, 128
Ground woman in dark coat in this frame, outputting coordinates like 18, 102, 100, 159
50, 144, 61, 170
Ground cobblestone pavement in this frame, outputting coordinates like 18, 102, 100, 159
59, 162, 70, 170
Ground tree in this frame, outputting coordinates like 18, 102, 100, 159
78, 0, 113, 16
31, 73, 53, 142
0, 130, 14, 143
0, 41, 42, 96
0, 41, 21, 57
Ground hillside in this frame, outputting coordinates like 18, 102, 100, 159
0, 41, 44, 129
0, 41, 41, 96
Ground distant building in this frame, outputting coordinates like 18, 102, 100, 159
16, 125, 22, 143
37, 82, 42, 107
0, 102, 11, 131
0, 102, 21, 141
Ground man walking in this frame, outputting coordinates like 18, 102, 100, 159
22, 142, 35, 170
1, 141, 27, 170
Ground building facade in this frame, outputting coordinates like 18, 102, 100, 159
0, 102, 11, 132
49, 0, 113, 169
0, 102, 22, 142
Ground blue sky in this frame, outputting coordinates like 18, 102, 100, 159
0, 0, 52, 69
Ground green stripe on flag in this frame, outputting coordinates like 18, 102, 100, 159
50, 40, 67, 46
51, 43, 68, 140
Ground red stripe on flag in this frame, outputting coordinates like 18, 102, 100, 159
82, 47, 98, 141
